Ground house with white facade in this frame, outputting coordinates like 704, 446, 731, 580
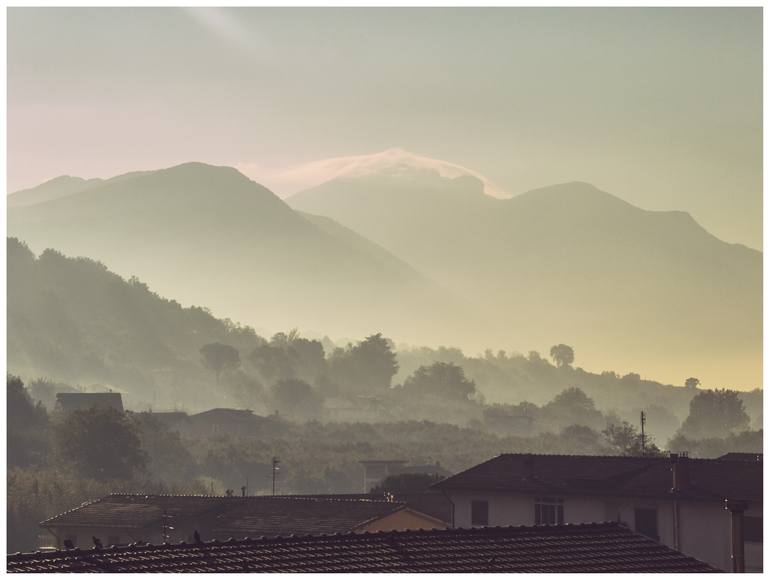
432, 452, 762, 572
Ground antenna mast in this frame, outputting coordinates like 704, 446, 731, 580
640, 411, 647, 456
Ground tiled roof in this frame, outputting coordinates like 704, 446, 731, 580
40, 494, 413, 536
40, 495, 229, 529
9, 522, 717, 573
433, 453, 762, 502
270, 492, 452, 524
210, 497, 405, 537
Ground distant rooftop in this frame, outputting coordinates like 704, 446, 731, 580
40, 493, 424, 537
192, 408, 254, 417
432, 453, 762, 502
9, 522, 717, 573
55, 392, 123, 413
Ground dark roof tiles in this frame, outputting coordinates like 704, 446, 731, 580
433, 453, 762, 502
40, 494, 416, 536
8, 522, 717, 573
211, 497, 406, 537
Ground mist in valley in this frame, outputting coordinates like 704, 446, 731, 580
5, 6, 762, 558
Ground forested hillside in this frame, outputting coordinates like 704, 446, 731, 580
8, 237, 263, 410
8, 237, 761, 432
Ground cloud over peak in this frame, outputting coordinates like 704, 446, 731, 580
235, 148, 510, 198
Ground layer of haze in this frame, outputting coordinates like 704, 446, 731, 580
8, 7, 762, 249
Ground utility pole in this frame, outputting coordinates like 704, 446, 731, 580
640, 411, 646, 456
272, 456, 280, 496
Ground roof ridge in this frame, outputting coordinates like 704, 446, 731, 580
493, 452, 728, 463
39, 496, 105, 526
103, 492, 403, 503
14, 521, 632, 558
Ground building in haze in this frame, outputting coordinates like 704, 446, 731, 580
55, 392, 124, 414
432, 452, 762, 572
39, 494, 447, 550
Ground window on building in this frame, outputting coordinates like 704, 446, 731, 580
745, 516, 763, 543
471, 500, 489, 526
535, 497, 564, 525
63, 534, 78, 548
634, 508, 659, 540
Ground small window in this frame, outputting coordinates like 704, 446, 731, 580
634, 508, 659, 540
745, 516, 763, 543
535, 497, 564, 525
471, 500, 489, 526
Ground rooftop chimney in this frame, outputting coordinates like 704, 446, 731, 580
670, 452, 690, 492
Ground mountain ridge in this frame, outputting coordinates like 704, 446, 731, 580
289, 169, 762, 389
8, 162, 478, 350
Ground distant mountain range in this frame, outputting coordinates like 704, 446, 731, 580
289, 162, 762, 389
8, 156, 762, 389
7, 162, 476, 349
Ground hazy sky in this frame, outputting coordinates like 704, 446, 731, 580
8, 7, 762, 248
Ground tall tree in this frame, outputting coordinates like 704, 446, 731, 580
541, 387, 604, 431
402, 362, 476, 400
602, 420, 661, 456
271, 378, 321, 420
54, 407, 147, 480
677, 389, 750, 440
249, 332, 326, 385
684, 377, 701, 389
7, 375, 50, 468
200, 342, 241, 383
549, 344, 575, 368
329, 333, 398, 395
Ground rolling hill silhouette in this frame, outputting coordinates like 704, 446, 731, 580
8, 162, 474, 348
290, 168, 762, 389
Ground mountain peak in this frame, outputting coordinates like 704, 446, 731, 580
260, 148, 510, 199
155, 161, 247, 180
512, 181, 637, 210
8, 175, 104, 208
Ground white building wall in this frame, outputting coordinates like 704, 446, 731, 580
448, 491, 761, 572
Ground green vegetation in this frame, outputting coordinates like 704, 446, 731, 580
7, 163, 462, 352
8, 237, 762, 433
54, 408, 147, 480
676, 389, 751, 440
200, 342, 241, 384
401, 362, 476, 401
8, 372, 761, 552
6, 238, 762, 554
